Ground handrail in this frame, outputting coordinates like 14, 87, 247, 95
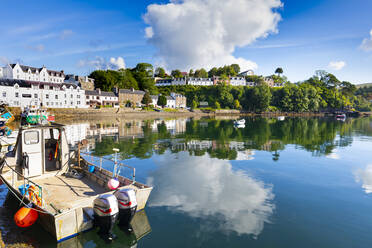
79, 152, 136, 183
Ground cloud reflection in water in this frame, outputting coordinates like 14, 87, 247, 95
355, 165, 372, 194
147, 152, 274, 237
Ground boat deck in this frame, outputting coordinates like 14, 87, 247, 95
33, 174, 107, 212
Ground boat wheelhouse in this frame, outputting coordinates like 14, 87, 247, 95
0, 123, 152, 242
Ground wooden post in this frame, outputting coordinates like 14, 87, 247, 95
78, 142, 81, 168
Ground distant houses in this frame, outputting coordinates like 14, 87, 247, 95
0, 62, 187, 109
155, 75, 284, 87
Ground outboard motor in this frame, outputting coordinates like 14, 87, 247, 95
93, 194, 119, 240
114, 188, 137, 231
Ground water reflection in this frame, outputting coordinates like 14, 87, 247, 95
148, 152, 274, 237
86, 117, 372, 161
355, 165, 372, 194
57, 210, 151, 248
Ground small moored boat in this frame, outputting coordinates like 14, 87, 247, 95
335, 113, 346, 119
0, 123, 152, 242
233, 119, 245, 125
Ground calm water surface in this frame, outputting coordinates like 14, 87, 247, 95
1, 116, 372, 248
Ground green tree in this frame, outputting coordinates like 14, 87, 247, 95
141, 91, 152, 107
157, 95, 167, 107
275, 67, 283, 76
215, 101, 221, 109
171, 70, 183, 78
155, 67, 166, 78
191, 100, 198, 109
194, 68, 208, 78
231, 64, 240, 75
233, 99, 241, 109
132, 63, 156, 93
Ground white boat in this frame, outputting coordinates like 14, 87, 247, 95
233, 119, 245, 125
335, 113, 346, 119
0, 130, 18, 153
0, 123, 152, 242
277, 116, 285, 121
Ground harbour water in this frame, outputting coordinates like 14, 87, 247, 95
1, 116, 372, 247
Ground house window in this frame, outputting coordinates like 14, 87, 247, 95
45, 85, 49, 90
64, 100, 67, 104
77, 101, 81, 104
46, 102, 49, 106
86, 96, 89, 99
2, 92, 6, 97
55, 95, 58, 99
46, 94, 49, 99
64, 94, 67, 98
77, 95, 80, 99
15, 92, 19, 97
70, 94, 73, 98
71, 101, 73, 105
34, 93, 38, 98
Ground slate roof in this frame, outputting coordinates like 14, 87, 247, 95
85, 90, 100, 96
119, 89, 145, 95
0, 79, 31, 88
101, 91, 116, 97
10, 63, 64, 77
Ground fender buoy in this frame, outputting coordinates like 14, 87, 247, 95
107, 178, 120, 190
14, 207, 38, 228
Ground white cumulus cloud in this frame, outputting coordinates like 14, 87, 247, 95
78, 56, 126, 70
360, 29, 372, 52
144, 0, 282, 71
148, 152, 274, 236
328, 61, 346, 71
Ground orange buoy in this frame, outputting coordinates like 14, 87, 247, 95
14, 207, 38, 228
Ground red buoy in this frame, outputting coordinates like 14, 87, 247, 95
14, 207, 38, 228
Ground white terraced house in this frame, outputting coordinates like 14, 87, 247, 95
1, 63, 65, 83
0, 63, 87, 108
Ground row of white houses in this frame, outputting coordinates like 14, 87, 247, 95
0, 79, 86, 108
0, 63, 188, 109
155, 76, 284, 87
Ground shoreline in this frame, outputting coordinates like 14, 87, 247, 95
9, 107, 364, 121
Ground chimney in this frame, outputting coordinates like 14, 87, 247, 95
113, 87, 118, 95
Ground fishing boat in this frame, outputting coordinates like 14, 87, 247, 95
233, 119, 245, 126
0, 104, 15, 125
21, 106, 55, 125
0, 130, 18, 153
277, 116, 285, 121
0, 123, 153, 242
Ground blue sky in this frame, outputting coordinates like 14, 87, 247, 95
1, 0, 372, 84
